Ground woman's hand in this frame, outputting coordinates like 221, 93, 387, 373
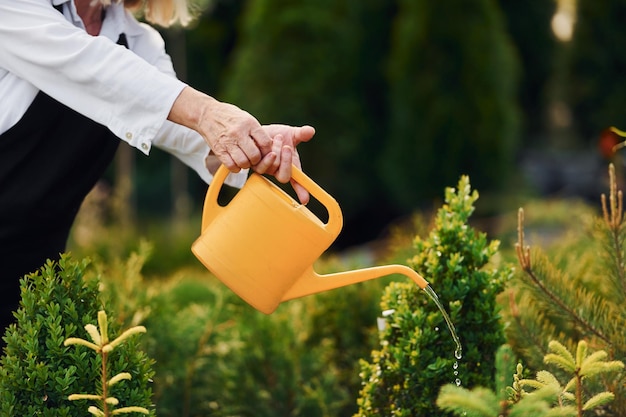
169, 87, 315, 202
255, 124, 315, 204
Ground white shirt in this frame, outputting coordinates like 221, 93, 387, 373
0, 0, 246, 187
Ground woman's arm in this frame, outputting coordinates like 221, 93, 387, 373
0, 0, 186, 153
167, 86, 273, 173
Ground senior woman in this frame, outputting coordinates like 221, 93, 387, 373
0, 0, 315, 336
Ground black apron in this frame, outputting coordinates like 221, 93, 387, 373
0, 31, 128, 334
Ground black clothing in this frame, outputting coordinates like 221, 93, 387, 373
0, 33, 128, 340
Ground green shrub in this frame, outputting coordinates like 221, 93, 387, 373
355, 175, 512, 416
0, 255, 154, 417
96, 244, 381, 417
141, 271, 380, 417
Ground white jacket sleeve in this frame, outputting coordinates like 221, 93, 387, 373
0, 0, 185, 153
0, 0, 247, 186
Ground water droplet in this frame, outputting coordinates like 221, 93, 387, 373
455, 378, 461, 386
454, 347, 463, 360
453, 361, 459, 370
434, 327, 439, 332
454, 370, 458, 376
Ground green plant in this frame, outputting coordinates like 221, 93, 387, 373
64, 310, 149, 416
142, 273, 369, 417
0, 255, 154, 417
355, 175, 513, 416
504, 163, 626, 415
85, 238, 373, 417
436, 341, 624, 416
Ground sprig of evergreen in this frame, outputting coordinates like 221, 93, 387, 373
64, 310, 148, 416
437, 341, 624, 417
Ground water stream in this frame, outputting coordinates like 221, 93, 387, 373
423, 284, 462, 361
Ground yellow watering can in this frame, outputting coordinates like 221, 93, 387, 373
192, 164, 429, 314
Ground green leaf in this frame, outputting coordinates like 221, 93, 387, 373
534, 370, 560, 388
579, 349, 606, 372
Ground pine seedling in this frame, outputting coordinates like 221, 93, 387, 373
506, 162, 626, 413
64, 310, 149, 416
437, 340, 624, 417
537, 340, 624, 414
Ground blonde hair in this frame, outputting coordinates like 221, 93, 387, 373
101, 0, 193, 27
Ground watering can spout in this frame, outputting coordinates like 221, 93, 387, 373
282, 264, 429, 302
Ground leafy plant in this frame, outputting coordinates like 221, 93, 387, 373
96, 244, 377, 417
0, 255, 154, 417
355, 175, 513, 416
436, 341, 624, 417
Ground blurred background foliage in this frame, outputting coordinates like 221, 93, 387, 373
97, 0, 552, 247
101, 0, 621, 251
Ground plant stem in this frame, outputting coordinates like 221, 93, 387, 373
102, 350, 109, 417
609, 223, 626, 296
576, 370, 583, 417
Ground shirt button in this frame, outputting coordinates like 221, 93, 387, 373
141, 143, 149, 151
125, 132, 133, 140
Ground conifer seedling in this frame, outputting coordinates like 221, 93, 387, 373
64, 310, 149, 416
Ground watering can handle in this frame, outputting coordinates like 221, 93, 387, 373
200, 164, 343, 236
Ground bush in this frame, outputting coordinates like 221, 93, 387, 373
92, 243, 386, 417
0, 254, 154, 417
355, 175, 512, 416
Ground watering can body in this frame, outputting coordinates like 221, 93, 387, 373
192, 164, 428, 314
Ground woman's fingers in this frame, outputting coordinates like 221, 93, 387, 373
253, 135, 282, 174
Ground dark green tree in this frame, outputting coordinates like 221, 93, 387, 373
498, 0, 558, 143
380, 0, 520, 211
